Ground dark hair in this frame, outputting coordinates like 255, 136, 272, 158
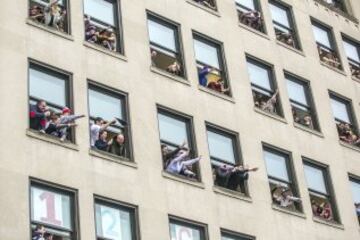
99, 130, 107, 137
95, 117, 103, 123
37, 100, 46, 106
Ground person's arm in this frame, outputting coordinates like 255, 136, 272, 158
100, 119, 116, 131
182, 156, 202, 166
268, 89, 279, 105
66, 114, 85, 122
170, 151, 188, 164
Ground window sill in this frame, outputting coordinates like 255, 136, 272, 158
198, 85, 235, 103
312, 216, 344, 230
271, 204, 306, 219
319, 61, 346, 76
213, 186, 252, 202
26, 19, 73, 41
162, 171, 205, 189
83, 42, 128, 62
185, 0, 220, 17
254, 107, 287, 124
276, 41, 305, 57
26, 129, 79, 151
294, 122, 324, 138
238, 23, 269, 40
313, 0, 359, 24
339, 141, 360, 153
150, 66, 190, 86
352, 76, 360, 84
89, 149, 137, 169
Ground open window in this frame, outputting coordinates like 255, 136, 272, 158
29, 0, 70, 33
263, 146, 302, 211
303, 159, 339, 222
349, 175, 360, 225
269, 1, 300, 49
191, 0, 217, 11
83, 0, 123, 53
30, 180, 78, 240
169, 217, 207, 240
342, 35, 360, 79
193, 33, 230, 96
317, 0, 347, 13
235, 0, 265, 33
286, 73, 319, 131
147, 13, 185, 78
246, 57, 282, 116
312, 20, 342, 69
221, 230, 255, 240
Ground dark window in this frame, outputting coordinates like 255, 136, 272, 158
191, 0, 217, 11
246, 57, 282, 116
147, 14, 185, 77
263, 147, 301, 211
235, 0, 265, 33
269, 1, 300, 49
194, 34, 230, 96
221, 230, 255, 240
286, 74, 319, 131
312, 21, 342, 69
29, 0, 70, 33
303, 160, 339, 222
169, 217, 207, 240
30, 181, 77, 240
84, 0, 122, 53
329, 93, 360, 147
158, 108, 200, 180
349, 176, 360, 225
88, 83, 131, 159
94, 197, 138, 240
342, 36, 360, 79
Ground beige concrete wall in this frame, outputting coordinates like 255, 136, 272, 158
0, 0, 360, 239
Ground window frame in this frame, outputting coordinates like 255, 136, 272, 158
168, 215, 208, 240
348, 174, 360, 224
341, 34, 360, 78
221, 229, 256, 240
87, 80, 134, 161
29, 178, 79, 240
235, 0, 266, 33
191, 0, 218, 11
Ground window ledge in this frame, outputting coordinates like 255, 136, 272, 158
26, 129, 79, 151
313, 0, 359, 24
254, 107, 287, 124
271, 204, 306, 219
150, 66, 190, 86
339, 141, 360, 153
294, 122, 324, 138
162, 171, 205, 189
276, 41, 305, 57
312, 217, 344, 230
213, 186, 252, 202
185, 0, 220, 17
89, 149, 137, 169
83, 42, 128, 62
26, 19, 74, 41
238, 23, 269, 40
352, 76, 360, 84
319, 61, 346, 76
198, 85, 235, 103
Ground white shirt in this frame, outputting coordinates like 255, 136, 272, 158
90, 124, 101, 147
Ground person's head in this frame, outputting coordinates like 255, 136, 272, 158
151, 50, 158, 58
94, 117, 104, 126
37, 100, 47, 112
355, 202, 360, 208
44, 233, 53, 240
50, 113, 60, 123
35, 224, 46, 234
115, 133, 125, 144
99, 130, 108, 140
62, 107, 71, 116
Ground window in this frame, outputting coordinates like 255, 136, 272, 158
84, 0, 122, 53
221, 230, 255, 240
235, 0, 265, 33
88, 82, 132, 159
286, 74, 319, 131
329, 93, 360, 147
269, 1, 300, 49
191, 0, 217, 11
206, 125, 246, 193
263, 146, 301, 211
318, 0, 347, 12
158, 107, 200, 180
312, 20, 342, 69
94, 197, 138, 240
147, 13, 185, 77
349, 176, 360, 224
246, 57, 282, 116
30, 180, 78, 240
169, 217, 207, 240
193, 33, 230, 96
29, 0, 70, 33
303, 160, 339, 222
342, 36, 360, 79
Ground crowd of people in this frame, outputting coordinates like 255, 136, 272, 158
239, 10, 263, 31
193, 0, 216, 10
350, 64, 360, 79
355, 202, 360, 222
336, 122, 360, 146
85, 15, 117, 52
271, 184, 302, 208
317, 46, 342, 69
275, 31, 295, 47
198, 66, 230, 95
151, 50, 183, 76
29, 0, 67, 32
292, 109, 314, 129
32, 225, 53, 240
253, 89, 279, 114
311, 199, 333, 220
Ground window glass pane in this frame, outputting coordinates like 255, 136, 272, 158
194, 39, 220, 69
286, 79, 308, 106
343, 40, 360, 62
222, 235, 249, 240
269, 4, 290, 28
330, 98, 350, 123
29, 68, 66, 106
148, 19, 176, 52
247, 61, 272, 91
264, 150, 289, 182
351, 180, 360, 204
89, 89, 123, 121
170, 223, 201, 240
30, 186, 72, 230
304, 165, 327, 194
312, 25, 331, 49
158, 113, 187, 145
84, 0, 115, 26
207, 131, 235, 164
235, 0, 255, 10
95, 204, 132, 240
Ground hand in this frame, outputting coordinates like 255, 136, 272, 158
44, 111, 51, 117
251, 167, 259, 172
108, 139, 113, 145
111, 118, 117, 124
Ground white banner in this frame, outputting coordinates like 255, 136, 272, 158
100, 205, 122, 240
